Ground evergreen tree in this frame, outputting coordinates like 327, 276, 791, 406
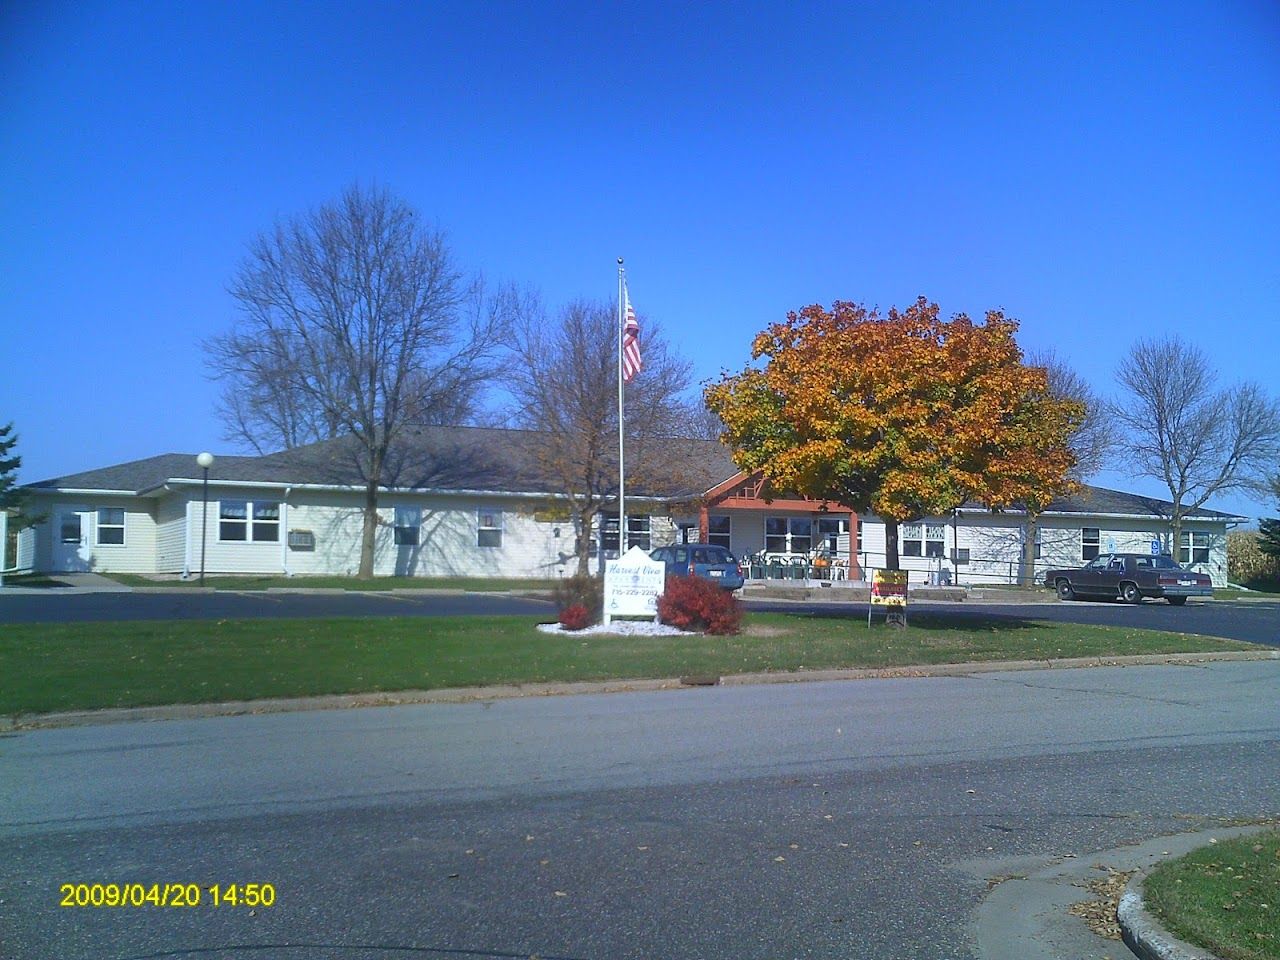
0, 422, 23, 515
1259, 475, 1280, 559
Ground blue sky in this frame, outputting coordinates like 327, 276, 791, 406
2, 1, 1277, 522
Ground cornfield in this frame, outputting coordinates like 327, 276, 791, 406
1227, 530, 1280, 588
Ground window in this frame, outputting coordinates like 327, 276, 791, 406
817, 517, 845, 554
765, 517, 812, 554
626, 515, 651, 550
925, 523, 945, 558
394, 506, 420, 546
707, 515, 731, 550
97, 508, 125, 546
1033, 526, 1042, 560
856, 522, 864, 554
1180, 531, 1209, 565
601, 514, 619, 553
478, 508, 503, 548
60, 516, 82, 544
1082, 527, 1100, 561
219, 500, 280, 542
252, 502, 279, 542
902, 523, 923, 557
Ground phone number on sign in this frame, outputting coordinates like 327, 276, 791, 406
59, 883, 276, 908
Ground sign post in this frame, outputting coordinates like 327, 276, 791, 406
869, 569, 909, 628
603, 545, 665, 626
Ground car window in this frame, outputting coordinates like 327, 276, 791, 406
692, 548, 709, 564
1150, 556, 1179, 569
650, 548, 667, 561
1135, 558, 1151, 569
1108, 558, 1124, 570
673, 548, 687, 564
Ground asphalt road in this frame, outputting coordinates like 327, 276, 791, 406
2, 588, 1277, 647
3, 662, 1278, 959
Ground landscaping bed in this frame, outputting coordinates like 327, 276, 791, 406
0, 611, 1259, 716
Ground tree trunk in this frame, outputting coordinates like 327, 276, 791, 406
1021, 514, 1040, 587
574, 507, 596, 578
1170, 512, 1182, 565
884, 518, 900, 571
358, 480, 379, 579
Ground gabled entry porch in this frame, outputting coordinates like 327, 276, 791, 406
693, 471, 862, 581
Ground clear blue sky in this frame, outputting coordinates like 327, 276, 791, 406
2, 1, 1277, 522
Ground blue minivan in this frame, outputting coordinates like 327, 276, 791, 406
649, 543, 745, 590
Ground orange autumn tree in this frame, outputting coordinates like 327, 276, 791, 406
704, 297, 1084, 571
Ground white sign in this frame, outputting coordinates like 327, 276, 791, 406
603, 546, 666, 624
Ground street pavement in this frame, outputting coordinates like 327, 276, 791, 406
2, 661, 1278, 959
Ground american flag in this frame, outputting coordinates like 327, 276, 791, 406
622, 283, 641, 383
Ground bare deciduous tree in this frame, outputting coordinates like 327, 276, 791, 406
1112, 336, 1280, 559
506, 293, 698, 575
1017, 351, 1114, 584
206, 184, 501, 578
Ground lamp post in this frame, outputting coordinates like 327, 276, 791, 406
196, 452, 214, 585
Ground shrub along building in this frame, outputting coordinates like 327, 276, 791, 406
19, 425, 1242, 586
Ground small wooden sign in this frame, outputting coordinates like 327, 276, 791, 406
870, 570, 908, 607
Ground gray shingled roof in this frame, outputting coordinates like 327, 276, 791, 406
26, 429, 1244, 521
26, 426, 741, 501
959, 484, 1245, 521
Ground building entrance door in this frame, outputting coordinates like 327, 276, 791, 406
53, 510, 92, 571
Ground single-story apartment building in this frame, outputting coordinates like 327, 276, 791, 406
15, 425, 1244, 586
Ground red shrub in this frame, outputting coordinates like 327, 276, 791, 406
657, 575, 742, 635
559, 603, 591, 631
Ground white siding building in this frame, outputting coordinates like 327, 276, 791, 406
20, 427, 1244, 586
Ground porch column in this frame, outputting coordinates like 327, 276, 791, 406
699, 504, 709, 543
848, 510, 861, 579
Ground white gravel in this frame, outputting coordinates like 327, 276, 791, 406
536, 620, 697, 637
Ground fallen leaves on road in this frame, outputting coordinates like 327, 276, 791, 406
1068, 867, 1136, 940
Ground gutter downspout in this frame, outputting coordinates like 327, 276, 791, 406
281, 487, 292, 577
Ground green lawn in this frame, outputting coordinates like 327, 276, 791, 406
0, 611, 1258, 716
104, 573, 559, 592
1143, 830, 1280, 960
1214, 587, 1280, 601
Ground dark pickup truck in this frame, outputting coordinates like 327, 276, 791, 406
1045, 553, 1213, 605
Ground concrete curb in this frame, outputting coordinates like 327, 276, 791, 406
1118, 874, 1223, 960
4, 649, 1275, 731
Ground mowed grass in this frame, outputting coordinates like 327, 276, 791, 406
0, 610, 1259, 717
104, 573, 559, 592
1143, 830, 1280, 960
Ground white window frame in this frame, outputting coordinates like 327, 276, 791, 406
478, 508, 503, 548
902, 522, 923, 557
394, 506, 420, 546
924, 523, 945, 558
707, 514, 731, 549
1082, 527, 1100, 561
218, 499, 281, 543
626, 514, 651, 550
765, 516, 813, 555
1179, 530, 1209, 565
96, 507, 126, 547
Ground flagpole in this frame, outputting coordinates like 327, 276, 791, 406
617, 257, 626, 563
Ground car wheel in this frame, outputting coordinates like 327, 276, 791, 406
1056, 579, 1075, 600
1121, 582, 1142, 604
1167, 595, 1187, 606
